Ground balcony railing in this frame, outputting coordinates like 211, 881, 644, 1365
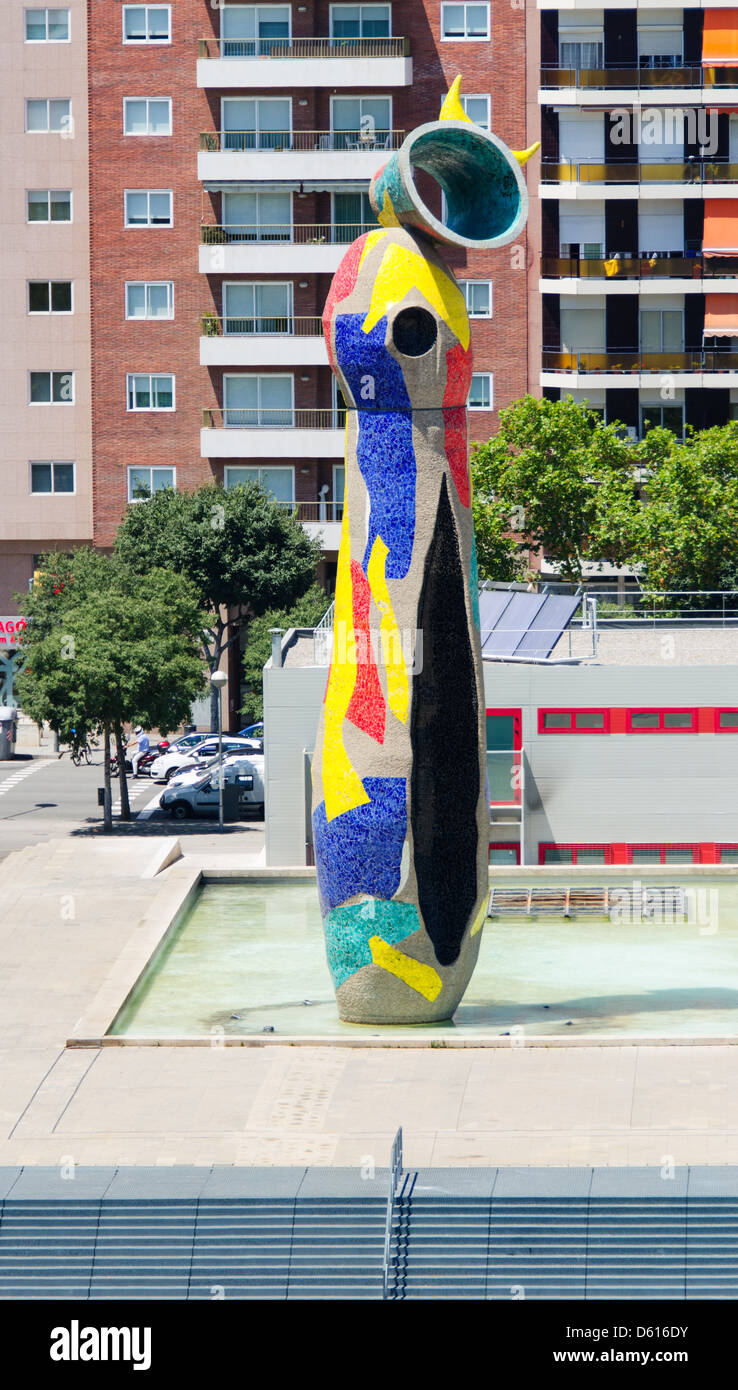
272, 499, 345, 522
542, 350, 738, 373
200, 129, 404, 153
200, 222, 376, 245
203, 407, 344, 429
543, 161, 738, 184
540, 64, 738, 90
201, 315, 323, 336
541, 254, 738, 280
198, 36, 409, 59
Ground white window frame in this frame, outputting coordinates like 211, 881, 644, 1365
123, 97, 172, 137
28, 371, 75, 405
25, 98, 71, 133
223, 373, 294, 427
126, 374, 176, 412
440, 3, 490, 42
222, 189, 294, 240
122, 5, 171, 44
124, 282, 174, 320
24, 8, 71, 42
124, 190, 173, 227
330, 94, 393, 145
223, 465, 295, 501
222, 280, 293, 331
30, 460, 75, 495
329, 4, 392, 38
468, 372, 493, 410
28, 280, 74, 314
220, 95, 292, 145
459, 281, 492, 319
127, 465, 177, 501
26, 189, 72, 223
460, 94, 490, 130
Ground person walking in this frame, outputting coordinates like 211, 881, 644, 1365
131, 726, 150, 778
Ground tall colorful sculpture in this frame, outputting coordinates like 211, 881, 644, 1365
312, 81, 537, 1022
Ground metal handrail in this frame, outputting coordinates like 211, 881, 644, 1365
539, 64, 738, 89
202, 407, 344, 429
542, 349, 738, 373
540, 254, 738, 281
581, 589, 738, 625
199, 129, 404, 153
200, 222, 376, 245
198, 36, 409, 59
200, 314, 323, 337
382, 1127, 403, 1300
542, 160, 738, 185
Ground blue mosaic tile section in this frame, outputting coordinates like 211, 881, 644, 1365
313, 775, 407, 914
334, 313, 416, 580
324, 898, 420, 992
469, 534, 480, 629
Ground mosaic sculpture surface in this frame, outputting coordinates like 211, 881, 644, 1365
312, 81, 536, 1022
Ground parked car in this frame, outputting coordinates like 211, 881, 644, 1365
238, 721, 263, 739
160, 755, 265, 820
149, 735, 261, 783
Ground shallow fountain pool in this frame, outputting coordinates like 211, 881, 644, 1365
109, 877, 738, 1041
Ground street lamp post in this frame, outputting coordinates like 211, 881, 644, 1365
210, 669, 228, 833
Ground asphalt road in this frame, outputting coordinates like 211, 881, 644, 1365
0, 755, 265, 860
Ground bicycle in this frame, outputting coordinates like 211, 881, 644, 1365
71, 741, 93, 766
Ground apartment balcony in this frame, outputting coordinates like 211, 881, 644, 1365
541, 348, 738, 388
198, 221, 375, 274
274, 499, 343, 551
198, 130, 404, 184
542, 161, 738, 200
200, 316, 328, 367
196, 36, 412, 89
540, 64, 738, 104
201, 407, 345, 459
540, 254, 738, 293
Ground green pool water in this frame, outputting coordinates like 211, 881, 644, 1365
110, 878, 738, 1040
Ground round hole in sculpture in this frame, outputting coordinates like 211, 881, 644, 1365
392, 306, 438, 357
406, 124, 524, 246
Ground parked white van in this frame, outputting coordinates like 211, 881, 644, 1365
159, 755, 264, 820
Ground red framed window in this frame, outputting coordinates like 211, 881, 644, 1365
486, 707, 522, 806
538, 843, 613, 865
717, 844, 738, 863
627, 844, 699, 864
626, 708, 697, 733
716, 709, 738, 733
489, 842, 521, 866
538, 708, 610, 734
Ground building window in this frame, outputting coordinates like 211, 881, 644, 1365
220, 5, 291, 56
486, 709, 521, 806
640, 404, 684, 438
626, 708, 697, 733
221, 96, 291, 150
629, 845, 698, 865
28, 281, 72, 313
223, 374, 293, 426
224, 466, 294, 503
127, 467, 175, 500
717, 709, 738, 732
330, 5, 391, 38
539, 844, 612, 865
460, 94, 490, 129
332, 191, 375, 242
124, 190, 173, 227
26, 99, 71, 133
125, 282, 174, 319
123, 98, 172, 136
539, 708, 610, 734
331, 95, 392, 149
718, 845, 738, 863
468, 373, 493, 410
441, 3, 490, 41
222, 189, 292, 241
122, 5, 171, 43
489, 844, 521, 866
222, 282, 291, 333
126, 374, 175, 411
30, 461, 74, 494
27, 189, 71, 222
25, 8, 70, 41
459, 281, 492, 318
29, 371, 73, 403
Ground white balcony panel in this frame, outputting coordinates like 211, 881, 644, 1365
198, 149, 390, 184
198, 243, 349, 274
543, 184, 738, 200
540, 372, 724, 388
197, 56, 412, 88
539, 278, 728, 295
303, 520, 342, 550
200, 336, 329, 367
543, 88, 738, 105
540, 2, 738, 9
201, 427, 345, 459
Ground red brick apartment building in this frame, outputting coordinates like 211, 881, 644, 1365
2, 2, 535, 604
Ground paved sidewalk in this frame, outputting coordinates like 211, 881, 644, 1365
2, 838, 738, 1168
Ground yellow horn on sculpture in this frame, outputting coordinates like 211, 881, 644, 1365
439, 75, 472, 123
512, 142, 541, 165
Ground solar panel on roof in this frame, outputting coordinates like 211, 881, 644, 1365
479, 589, 582, 660
514, 594, 582, 659
477, 589, 514, 636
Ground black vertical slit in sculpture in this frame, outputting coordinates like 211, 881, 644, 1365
410, 476, 479, 966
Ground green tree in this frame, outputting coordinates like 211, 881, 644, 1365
114, 483, 321, 729
15, 549, 207, 829
239, 583, 331, 725
471, 394, 636, 583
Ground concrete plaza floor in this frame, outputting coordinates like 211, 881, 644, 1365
3, 837, 738, 1169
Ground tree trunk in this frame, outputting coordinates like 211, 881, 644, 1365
114, 720, 131, 820
209, 618, 226, 732
103, 723, 113, 833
